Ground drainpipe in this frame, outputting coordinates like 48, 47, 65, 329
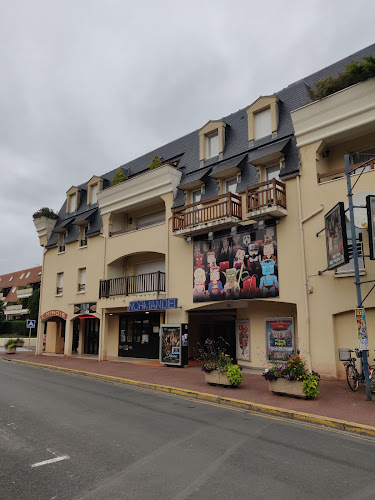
165, 209, 171, 324
296, 174, 324, 372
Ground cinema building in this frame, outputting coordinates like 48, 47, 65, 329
34, 44, 375, 379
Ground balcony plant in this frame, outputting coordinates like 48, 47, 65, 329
5, 338, 17, 354
199, 338, 243, 387
263, 352, 320, 399
32, 207, 58, 220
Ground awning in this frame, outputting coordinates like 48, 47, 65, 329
209, 154, 247, 179
178, 167, 211, 190
73, 208, 98, 225
248, 138, 290, 165
53, 217, 75, 233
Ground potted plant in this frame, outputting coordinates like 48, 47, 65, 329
5, 339, 17, 354
263, 352, 320, 399
199, 338, 243, 387
14, 337, 25, 348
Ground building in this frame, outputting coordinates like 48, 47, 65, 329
34, 44, 375, 379
0, 266, 42, 320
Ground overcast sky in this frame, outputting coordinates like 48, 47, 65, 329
1, 0, 375, 274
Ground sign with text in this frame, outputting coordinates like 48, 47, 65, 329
40, 310, 67, 321
160, 324, 181, 365
355, 308, 369, 350
129, 298, 178, 312
266, 318, 294, 361
236, 319, 250, 360
26, 320, 36, 328
324, 202, 349, 270
74, 303, 97, 315
367, 195, 375, 260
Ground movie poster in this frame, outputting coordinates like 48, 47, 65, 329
193, 225, 278, 302
355, 308, 369, 350
325, 202, 349, 270
236, 319, 250, 360
160, 325, 181, 365
265, 317, 294, 361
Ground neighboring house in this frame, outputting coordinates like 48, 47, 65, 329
33, 44, 375, 379
0, 266, 42, 320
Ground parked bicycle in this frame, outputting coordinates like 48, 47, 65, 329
339, 349, 375, 393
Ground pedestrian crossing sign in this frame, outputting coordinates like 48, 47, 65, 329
26, 320, 36, 328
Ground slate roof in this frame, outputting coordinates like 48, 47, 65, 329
0, 266, 42, 303
45, 43, 375, 247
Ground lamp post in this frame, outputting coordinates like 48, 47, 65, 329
345, 154, 372, 401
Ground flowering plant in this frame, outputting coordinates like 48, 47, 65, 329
198, 337, 243, 386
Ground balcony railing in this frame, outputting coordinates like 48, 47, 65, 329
80, 239, 87, 247
246, 179, 287, 219
17, 287, 33, 300
99, 271, 166, 298
56, 287, 63, 295
58, 245, 65, 253
317, 159, 375, 184
78, 284, 86, 292
172, 193, 242, 232
110, 217, 165, 237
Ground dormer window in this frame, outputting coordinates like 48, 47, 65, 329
254, 108, 272, 140
9, 276, 13, 282
66, 186, 80, 213
206, 132, 219, 159
87, 176, 103, 205
247, 96, 279, 145
91, 184, 98, 204
69, 193, 76, 213
25, 272, 31, 279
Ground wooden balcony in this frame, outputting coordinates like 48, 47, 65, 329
317, 159, 375, 184
172, 193, 242, 237
99, 271, 166, 298
246, 179, 287, 219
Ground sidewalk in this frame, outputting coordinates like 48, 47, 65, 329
4, 351, 375, 434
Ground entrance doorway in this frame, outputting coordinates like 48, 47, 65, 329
188, 310, 236, 361
119, 313, 160, 358
84, 317, 100, 355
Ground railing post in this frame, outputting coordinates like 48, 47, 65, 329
272, 178, 277, 205
157, 271, 161, 293
228, 193, 232, 217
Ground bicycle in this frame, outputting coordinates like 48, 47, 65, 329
340, 349, 375, 393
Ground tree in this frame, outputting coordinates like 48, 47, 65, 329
0, 299, 4, 324
28, 288, 40, 323
112, 168, 127, 186
150, 155, 162, 170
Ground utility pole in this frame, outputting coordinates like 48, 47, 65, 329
345, 154, 372, 401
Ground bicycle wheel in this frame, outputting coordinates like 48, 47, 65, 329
370, 375, 375, 394
346, 365, 359, 391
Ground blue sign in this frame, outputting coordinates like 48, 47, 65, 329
128, 298, 178, 312
26, 320, 36, 328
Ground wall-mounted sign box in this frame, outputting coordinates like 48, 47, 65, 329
129, 298, 178, 312
74, 303, 97, 315
324, 202, 349, 270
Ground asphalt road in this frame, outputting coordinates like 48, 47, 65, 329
1, 361, 375, 500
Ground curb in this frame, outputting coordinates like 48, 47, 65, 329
6, 357, 375, 438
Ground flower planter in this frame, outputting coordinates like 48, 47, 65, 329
5, 347, 16, 354
205, 370, 232, 386
269, 378, 306, 398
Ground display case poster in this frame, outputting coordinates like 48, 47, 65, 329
193, 225, 278, 303
236, 319, 250, 360
355, 308, 369, 350
266, 318, 294, 361
160, 325, 181, 365
366, 195, 375, 260
324, 202, 349, 270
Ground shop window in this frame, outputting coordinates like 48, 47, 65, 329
56, 273, 64, 295
78, 268, 86, 292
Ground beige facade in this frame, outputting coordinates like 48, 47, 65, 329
34, 77, 375, 381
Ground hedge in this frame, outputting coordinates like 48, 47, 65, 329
0, 320, 30, 336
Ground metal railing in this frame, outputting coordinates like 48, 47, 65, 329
56, 287, 63, 295
78, 284, 86, 292
246, 178, 286, 212
99, 271, 166, 298
58, 245, 65, 253
172, 193, 242, 231
80, 239, 87, 247
317, 159, 375, 184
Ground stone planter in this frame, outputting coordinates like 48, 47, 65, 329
269, 378, 306, 398
205, 370, 232, 386
5, 347, 16, 354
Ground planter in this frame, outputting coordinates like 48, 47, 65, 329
15, 342, 24, 348
5, 347, 16, 354
269, 378, 306, 398
205, 370, 232, 386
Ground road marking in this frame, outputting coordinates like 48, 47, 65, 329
31, 455, 70, 468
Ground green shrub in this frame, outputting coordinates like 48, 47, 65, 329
0, 320, 28, 336
309, 55, 375, 101
33, 207, 58, 220
226, 364, 243, 387
112, 168, 127, 186
302, 373, 320, 399
150, 155, 162, 170
5, 338, 17, 348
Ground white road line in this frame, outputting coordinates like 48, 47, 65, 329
31, 455, 70, 468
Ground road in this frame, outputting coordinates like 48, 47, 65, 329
1, 360, 375, 500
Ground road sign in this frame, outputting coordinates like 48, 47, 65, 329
26, 320, 36, 328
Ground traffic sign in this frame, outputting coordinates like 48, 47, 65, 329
26, 320, 36, 328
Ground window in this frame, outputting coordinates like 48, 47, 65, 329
25, 272, 31, 279
91, 184, 98, 204
191, 189, 202, 204
69, 193, 77, 213
80, 225, 89, 247
266, 164, 281, 181
225, 177, 238, 194
206, 132, 219, 158
350, 146, 375, 173
136, 210, 165, 229
19, 273, 25, 279
38, 271, 42, 276
254, 108, 272, 140
78, 268, 86, 292
56, 273, 64, 295
58, 233, 66, 253
9, 276, 13, 282
12, 287, 16, 293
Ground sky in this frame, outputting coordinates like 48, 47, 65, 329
1, 0, 375, 274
